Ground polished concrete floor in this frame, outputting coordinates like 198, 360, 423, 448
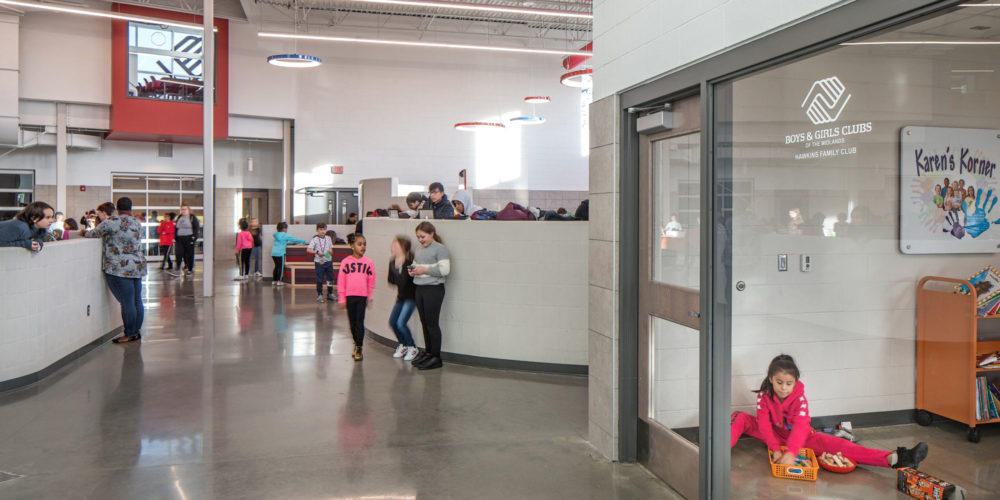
731, 420, 999, 499
3, 266, 999, 499
0, 266, 679, 500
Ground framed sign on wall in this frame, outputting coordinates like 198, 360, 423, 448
900, 126, 1000, 254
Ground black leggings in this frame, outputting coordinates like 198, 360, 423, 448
346, 296, 367, 346
415, 284, 445, 357
272, 256, 284, 282
159, 245, 172, 268
239, 248, 252, 276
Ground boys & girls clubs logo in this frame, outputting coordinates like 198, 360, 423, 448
783, 76, 873, 160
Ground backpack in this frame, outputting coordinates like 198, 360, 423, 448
470, 209, 497, 220
496, 202, 536, 221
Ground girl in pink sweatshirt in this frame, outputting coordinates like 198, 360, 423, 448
235, 219, 254, 281
338, 233, 376, 361
731, 354, 928, 469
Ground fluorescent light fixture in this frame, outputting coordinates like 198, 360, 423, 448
0, 0, 214, 31
353, 0, 592, 19
960, 3, 1000, 6
267, 54, 322, 68
258, 32, 590, 56
843, 40, 1000, 45
951, 69, 995, 72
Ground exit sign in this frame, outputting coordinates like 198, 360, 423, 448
331, 166, 344, 174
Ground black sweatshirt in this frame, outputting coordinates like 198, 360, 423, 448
387, 258, 416, 301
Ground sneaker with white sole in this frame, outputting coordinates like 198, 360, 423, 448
393, 344, 407, 358
403, 346, 419, 361
316, 295, 325, 303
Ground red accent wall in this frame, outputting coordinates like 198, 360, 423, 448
108, 3, 228, 143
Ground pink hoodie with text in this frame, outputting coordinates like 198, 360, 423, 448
754, 380, 813, 457
337, 255, 376, 303
236, 230, 253, 251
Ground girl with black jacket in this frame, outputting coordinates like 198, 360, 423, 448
388, 235, 419, 361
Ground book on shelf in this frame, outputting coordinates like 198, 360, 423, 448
979, 351, 1000, 369
975, 377, 1000, 420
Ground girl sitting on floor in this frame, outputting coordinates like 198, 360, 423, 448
731, 354, 928, 469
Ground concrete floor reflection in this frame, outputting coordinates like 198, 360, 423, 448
0, 267, 677, 499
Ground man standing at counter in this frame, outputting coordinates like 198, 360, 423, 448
84, 198, 147, 344
428, 182, 454, 219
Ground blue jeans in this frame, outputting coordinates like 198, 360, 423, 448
104, 273, 144, 336
315, 261, 335, 295
250, 246, 262, 274
389, 299, 416, 346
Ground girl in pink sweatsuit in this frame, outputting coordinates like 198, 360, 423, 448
338, 233, 376, 361
731, 354, 928, 469
234, 219, 254, 281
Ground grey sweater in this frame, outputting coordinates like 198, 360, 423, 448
0, 219, 46, 250
413, 241, 450, 286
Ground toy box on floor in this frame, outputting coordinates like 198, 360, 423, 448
897, 468, 957, 500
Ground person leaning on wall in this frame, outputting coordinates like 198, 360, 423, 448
83, 198, 147, 344
0, 201, 55, 252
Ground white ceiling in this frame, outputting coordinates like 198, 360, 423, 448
97, 0, 592, 47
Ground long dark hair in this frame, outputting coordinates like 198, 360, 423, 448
415, 221, 442, 243
393, 234, 414, 262
754, 354, 800, 397
14, 201, 54, 227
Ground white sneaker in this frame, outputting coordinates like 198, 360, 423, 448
316, 295, 325, 303
255, 272, 262, 278
404, 347, 419, 361
393, 345, 407, 358
275, 281, 285, 287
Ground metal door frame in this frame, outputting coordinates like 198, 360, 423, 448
615, 2, 965, 499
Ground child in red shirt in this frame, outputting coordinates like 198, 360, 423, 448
157, 213, 176, 270
338, 233, 376, 361
731, 354, 928, 469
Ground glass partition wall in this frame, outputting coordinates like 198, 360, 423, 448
111, 173, 204, 257
715, 3, 1000, 497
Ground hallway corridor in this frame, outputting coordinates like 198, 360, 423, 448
0, 268, 678, 499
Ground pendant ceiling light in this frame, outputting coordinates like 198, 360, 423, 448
508, 116, 546, 125
267, 54, 321, 68
523, 96, 551, 103
267, 0, 321, 68
560, 68, 593, 88
454, 122, 506, 131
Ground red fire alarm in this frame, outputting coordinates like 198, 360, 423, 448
80, 186, 87, 192
332, 166, 344, 175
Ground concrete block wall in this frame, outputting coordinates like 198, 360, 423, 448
364, 218, 589, 366
0, 239, 121, 384
588, 95, 620, 459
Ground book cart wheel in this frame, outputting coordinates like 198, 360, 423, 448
915, 410, 933, 426
967, 427, 981, 443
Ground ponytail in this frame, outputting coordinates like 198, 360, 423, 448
753, 354, 800, 396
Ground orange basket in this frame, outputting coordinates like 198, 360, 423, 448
768, 447, 819, 482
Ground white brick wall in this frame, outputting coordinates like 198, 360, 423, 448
362, 218, 589, 365
0, 239, 121, 383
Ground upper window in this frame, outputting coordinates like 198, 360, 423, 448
128, 21, 205, 102
0, 170, 34, 221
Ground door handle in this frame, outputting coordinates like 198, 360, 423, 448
688, 310, 700, 318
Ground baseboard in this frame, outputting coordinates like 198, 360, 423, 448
366, 328, 588, 376
0, 326, 124, 393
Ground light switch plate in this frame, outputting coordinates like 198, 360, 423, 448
778, 254, 788, 272
801, 254, 812, 272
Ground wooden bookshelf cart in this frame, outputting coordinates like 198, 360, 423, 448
917, 276, 1000, 442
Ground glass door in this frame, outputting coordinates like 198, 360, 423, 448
637, 95, 702, 499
